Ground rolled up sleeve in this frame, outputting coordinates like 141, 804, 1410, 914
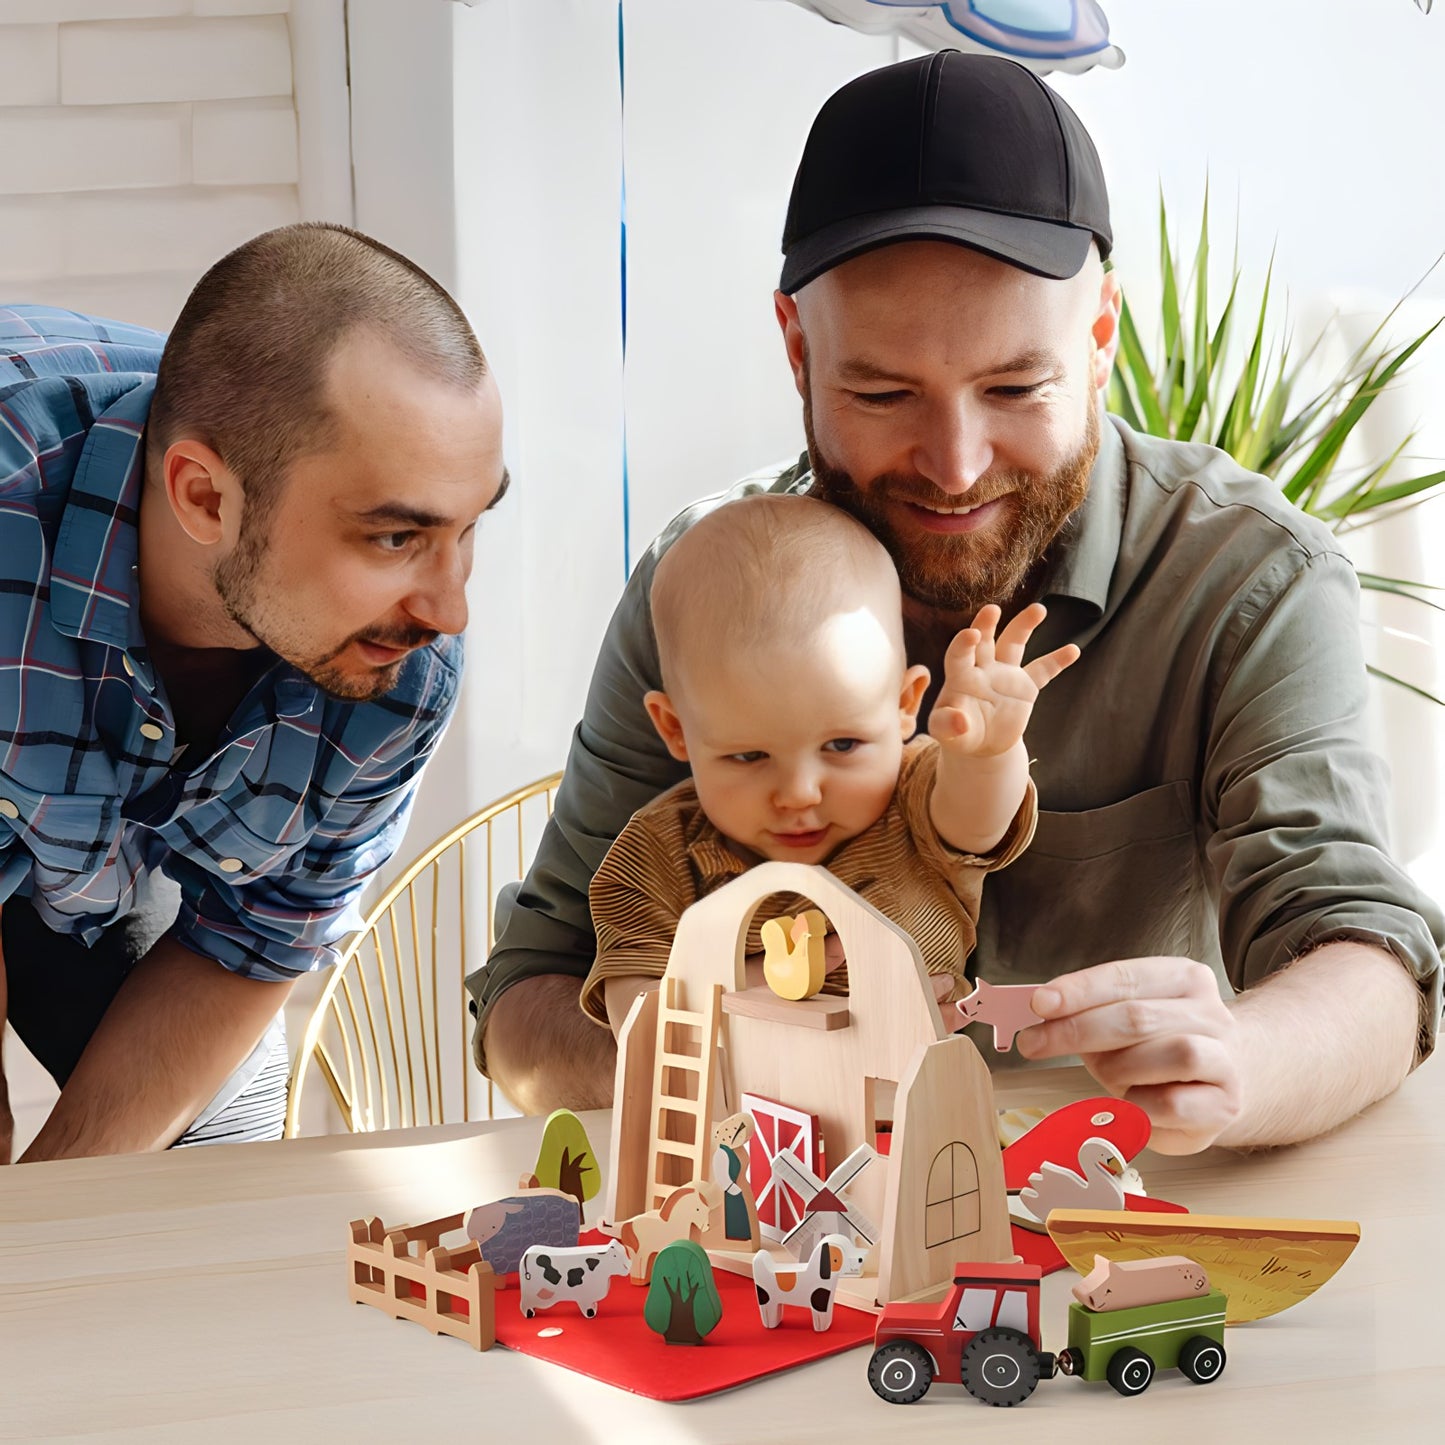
898, 742, 1039, 886
580, 814, 695, 1026
1204, 549, 1444, 1058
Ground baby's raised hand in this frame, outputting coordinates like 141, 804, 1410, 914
929, 603, 1079, 758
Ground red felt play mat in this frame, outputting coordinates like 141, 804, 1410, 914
491, 1231, 877, 1401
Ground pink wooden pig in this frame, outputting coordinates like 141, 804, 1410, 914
955, 978, 1043, 1051
1072, 1254, 1211, 1312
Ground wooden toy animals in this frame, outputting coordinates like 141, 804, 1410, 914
707, 1112, 761, 1248
769, 1143, 878, 1264
518, 1240, 631, 1318
521, 1109, 600, 1207
465, 1188, 580, 1275
643, 1239, 724, 1345
954, 978, 1042, 1051
999, 1096, 1188, 1268
1046, 1209, 1362, 1324
753, 1234, 867, 1331
347, 1214, 502, 1352
1001, 1098, 1151, 1190
1016, 1136, 1127, 1223
761, 908, 827, 1000
1073, 1254, 1211, 1312
602, 1180, 723, 1284
866, 1259, 1228, 1406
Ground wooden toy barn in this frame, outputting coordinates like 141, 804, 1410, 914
603, 861, 1010, 1308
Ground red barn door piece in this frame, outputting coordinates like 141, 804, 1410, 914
741, 1092, 824, 1243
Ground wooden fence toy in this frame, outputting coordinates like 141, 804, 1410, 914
347, 1213, 502, 1351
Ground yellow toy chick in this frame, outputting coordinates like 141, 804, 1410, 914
761, 909, 827, 1001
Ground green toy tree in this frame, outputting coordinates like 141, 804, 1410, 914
526, 1109, 599, 1207
642, 1240, 723, 1346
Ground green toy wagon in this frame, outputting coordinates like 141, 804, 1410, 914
1056, 1288, 1229, 1396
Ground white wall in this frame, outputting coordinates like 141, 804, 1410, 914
0, 0, 306, 330
1043, 0, 1445, 310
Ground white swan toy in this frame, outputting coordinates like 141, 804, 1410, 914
1015, 1136, 1127, 1225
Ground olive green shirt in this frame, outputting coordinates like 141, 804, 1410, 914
468, 415, 1444, 1072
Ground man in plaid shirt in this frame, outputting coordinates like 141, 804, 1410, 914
0, 224, 508, 1161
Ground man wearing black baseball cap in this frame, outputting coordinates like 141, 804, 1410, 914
778, 47, 1111, 292
473, 52, 1441, 1152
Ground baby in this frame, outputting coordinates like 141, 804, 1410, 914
579, 493, 1077, 1034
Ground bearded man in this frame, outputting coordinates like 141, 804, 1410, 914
471, 52, 1442, 1151
0, 224, 508, 1162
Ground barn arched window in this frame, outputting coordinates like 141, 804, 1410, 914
925, 1141, 981, 1248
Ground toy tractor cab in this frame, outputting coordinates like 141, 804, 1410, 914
867, 1262, 1055, 1407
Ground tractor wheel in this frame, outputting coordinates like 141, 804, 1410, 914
1106, 1346, 1155, 1397
867, 1341, 935, 1405
960, 1328, 1042, 1407
1178, 1334, 1227, 1384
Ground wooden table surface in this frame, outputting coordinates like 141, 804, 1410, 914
3, 1063, 1441, 1444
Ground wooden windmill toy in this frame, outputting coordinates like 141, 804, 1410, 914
771, 1143, 879, 1263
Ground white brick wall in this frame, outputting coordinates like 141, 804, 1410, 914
194, 97, 299, 184
0, 1, 304, 331
61, 15, 293, 105
193, 1, 291, 14
0, 3, 189, 22
0, 106, 191, 195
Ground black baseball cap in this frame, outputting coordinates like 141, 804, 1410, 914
780, 50, 1111, 295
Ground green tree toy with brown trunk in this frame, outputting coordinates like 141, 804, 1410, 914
643, 1239, 723, 1346
523, 1109, 600, 1208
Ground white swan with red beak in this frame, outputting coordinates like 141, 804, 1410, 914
1016, 1136, 1128, 1225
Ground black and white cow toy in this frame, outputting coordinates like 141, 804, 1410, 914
518, 1240, 631, 1318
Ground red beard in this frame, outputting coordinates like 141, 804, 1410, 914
803, 391, 1099, 616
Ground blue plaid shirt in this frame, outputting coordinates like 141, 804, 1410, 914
0, 305, 461, 980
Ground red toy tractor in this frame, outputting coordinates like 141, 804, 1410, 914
867, 1261, 1055, 1407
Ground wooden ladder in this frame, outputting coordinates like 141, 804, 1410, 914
646, 976, 723, 1209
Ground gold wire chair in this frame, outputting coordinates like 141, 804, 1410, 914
284, 772, 562, 1137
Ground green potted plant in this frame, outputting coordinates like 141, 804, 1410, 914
1108, 194, 1445, 705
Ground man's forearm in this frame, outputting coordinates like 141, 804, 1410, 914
484, 973, 617, 1115
1220, 940, 1423, 1149
20, 935, 293, 1162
